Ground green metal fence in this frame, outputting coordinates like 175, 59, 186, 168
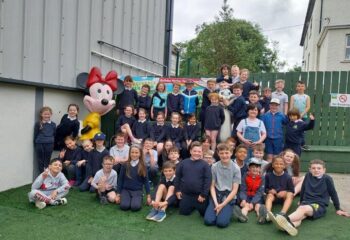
250, 71, 350, 147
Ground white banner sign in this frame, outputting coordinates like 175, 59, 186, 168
330, 93, 350, 107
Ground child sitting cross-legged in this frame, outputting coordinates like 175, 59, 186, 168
234, 159, 266, 224
28, 158, 70, 209
91, 155, 118, 205
269, 159, 350, 236
204, 143, 241, 228
146, 161, 178, 222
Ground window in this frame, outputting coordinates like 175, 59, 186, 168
346, 35, 350, 60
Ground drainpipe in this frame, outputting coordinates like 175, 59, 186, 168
163, 0, 174, 77
319, 0, 323, 33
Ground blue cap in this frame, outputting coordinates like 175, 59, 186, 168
93, 132, 106, 141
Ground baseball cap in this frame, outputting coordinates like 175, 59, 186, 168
248, 157, 262, 166
93, 132, 106, 141
270, 98, 281, 105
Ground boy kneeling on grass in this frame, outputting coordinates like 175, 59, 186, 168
91, 155, 118, 205
146, 161, 177, 222
28, 158, 70, 209
269, 159, 350, 236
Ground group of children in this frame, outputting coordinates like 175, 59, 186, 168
30, 65, 349, 236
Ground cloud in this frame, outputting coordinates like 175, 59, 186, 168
173, 0, 309, 70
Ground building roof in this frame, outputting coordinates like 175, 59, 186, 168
300, 0, 316, 46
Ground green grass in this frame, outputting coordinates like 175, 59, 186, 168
0, 186, 349, 240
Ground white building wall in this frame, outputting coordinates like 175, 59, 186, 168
0, 83, 36, 191
324, 29, 350, 71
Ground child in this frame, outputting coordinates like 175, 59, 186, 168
264, 156, 294, 220
150, 112, 168, 155
59, 136, 83, 185
116, 145, 151, 211
175, 141, 211, 216
236, 103, 266, 160
269, 159, 350, 236
238, 69, 259, 100
159, 139, 174, 168
203, 150, 215, 166
115, 105, 138, 143
138, 84, 152, 116
204, 143, 240, 228
233, 144, 248, 176
79, 133, 109, 192
132, 108, 151, 143
34, 106, 56, 173
261, 98, 288, 162
200, 79, 217, 133
290, 80, 311, 121
28, 158, 70, 209
142, 138, 159, 186
259, 87, 272, 114
54, 103, 80, 150
225, 137, 237, 153
151, 82, 167, 120
182, 79, 199, 121
290, 81, 311, 149
272, 79, 289, 114
109, 132, 130, 173
184, 114, 201, 149
285, 109, 315, 156
167, 82, 184, 117
231, 65, 240, 84
248, 90, 263, 115
281, 149, 304, 195
201, 136, 211, 153
218, 81, 234, 101
236, 159, 266, 223
250, 143, 269, 173
166, 112, 184, 151
167, 146, 181, 165
76, 139, 94, 186
117, 75, 138, 114
224, 83, 247, 136
146, 161, 177, 222
205, 93, 225, 151
216, 64, 233, 84
91, 155, 118, 204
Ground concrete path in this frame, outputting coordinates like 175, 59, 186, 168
330, 173, 350, 212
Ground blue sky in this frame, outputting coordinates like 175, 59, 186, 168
173, 0, 309, 70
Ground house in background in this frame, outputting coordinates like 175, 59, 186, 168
300, 0, 350, 71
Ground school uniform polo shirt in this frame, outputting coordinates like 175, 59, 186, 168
212, 161, 241, 192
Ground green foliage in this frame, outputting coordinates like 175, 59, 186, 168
288, 64, 302, 72
178, 1, 285, 77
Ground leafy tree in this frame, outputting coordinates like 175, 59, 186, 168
288, 64, 302, 72
178, 0, 284, 77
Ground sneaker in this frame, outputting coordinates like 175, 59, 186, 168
257, 205, 267, 224
267, 211, 284, 231
153, 210, 167, 222
100, 196, 108, 205
233, 205, 248, 223
35, 200, 46, 209
146, 208, 159, 220
276, 214, 298, 236
53, 198, 68, 206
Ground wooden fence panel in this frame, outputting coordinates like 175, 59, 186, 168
319, 72, 332, 145
335, 72, 348, 146
312, 72, 324, 145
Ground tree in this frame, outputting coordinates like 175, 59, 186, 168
178, 0, 284, 76
288, 64, 302, 72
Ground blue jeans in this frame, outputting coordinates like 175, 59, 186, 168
204, 197, 234, 228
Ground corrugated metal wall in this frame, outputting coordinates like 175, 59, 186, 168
0, 0, 166, 88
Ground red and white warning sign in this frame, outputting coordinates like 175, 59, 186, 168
330, 93, 350, 107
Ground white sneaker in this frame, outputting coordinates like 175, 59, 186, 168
276, 214, 298, 236
35, 200, 46, 209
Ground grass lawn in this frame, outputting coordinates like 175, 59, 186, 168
0, 185, 349, 240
